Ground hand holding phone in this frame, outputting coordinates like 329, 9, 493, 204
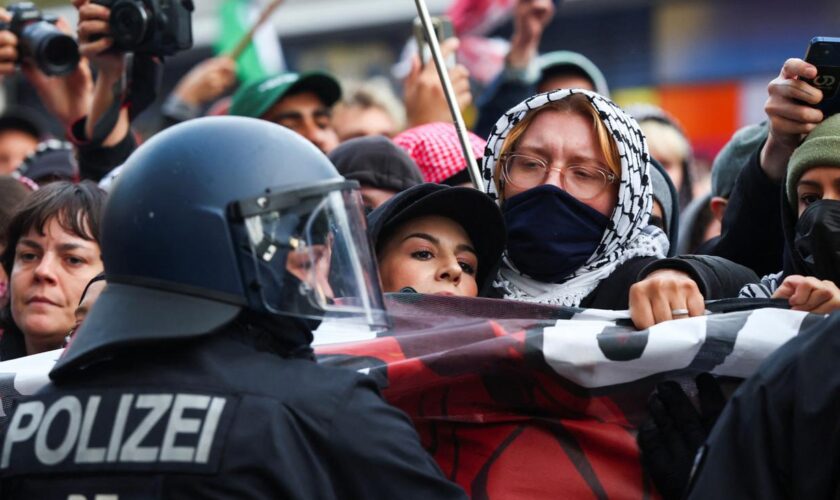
804, 36, 840, 117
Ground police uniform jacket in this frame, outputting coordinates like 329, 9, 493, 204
0, 320, 467, 499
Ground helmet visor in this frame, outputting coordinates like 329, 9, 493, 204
235, 180, 389, 330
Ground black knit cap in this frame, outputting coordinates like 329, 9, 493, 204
329, 136, 424, 193
0, 106, 49, 140
367, 183, 506, 291
15, 140, 78, 185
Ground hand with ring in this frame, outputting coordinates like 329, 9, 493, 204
630, 269, 706, 330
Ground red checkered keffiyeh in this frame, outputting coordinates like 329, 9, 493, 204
393, 122, 486, 184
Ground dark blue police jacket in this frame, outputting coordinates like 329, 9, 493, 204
0, 329, 466, 499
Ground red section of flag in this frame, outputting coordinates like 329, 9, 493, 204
316, 295, 660, 499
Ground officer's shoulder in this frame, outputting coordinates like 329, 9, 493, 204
217, 347, 373, 404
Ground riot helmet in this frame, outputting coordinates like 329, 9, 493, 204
54, 117, 387, 376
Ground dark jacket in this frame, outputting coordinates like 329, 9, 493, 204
581, 255, 758, 309
686, 312, 839, 499
474, 74, 536, 139
0, 320, 27, 361
487, 255, 758, 310
704, 144, 786, 277
69, 117, 137, 183
0, 319, 466, 499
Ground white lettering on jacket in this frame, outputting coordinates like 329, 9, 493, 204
0, 393, 227, 468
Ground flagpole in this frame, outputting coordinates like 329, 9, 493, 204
227, 0, 285, 61
412, 0, 483, 190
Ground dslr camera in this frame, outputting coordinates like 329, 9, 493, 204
91, 0, 194, 57
2, 2, 80, 76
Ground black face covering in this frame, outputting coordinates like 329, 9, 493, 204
794, 199, 840, 286
502, 185, 610, 283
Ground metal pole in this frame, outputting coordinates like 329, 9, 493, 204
412, 0, 483, 189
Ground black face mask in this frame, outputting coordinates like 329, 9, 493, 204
502, 185, 609, 283
794, 199, 840, 286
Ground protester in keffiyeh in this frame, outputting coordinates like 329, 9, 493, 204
481, 89, 756, 327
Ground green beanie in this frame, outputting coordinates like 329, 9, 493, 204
787, 113, 840, 208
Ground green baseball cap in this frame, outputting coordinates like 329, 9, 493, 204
229, 71, 342, 118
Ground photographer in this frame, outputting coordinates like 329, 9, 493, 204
0, 6, 90, 130
70, 0, 133, 180
0, 7, 91, 174
75, 0, 128, 141
0, 3, 134, 182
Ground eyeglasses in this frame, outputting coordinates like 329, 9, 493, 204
501, 153, 617, 200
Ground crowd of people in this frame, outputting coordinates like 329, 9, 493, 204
0, 0, 838, 497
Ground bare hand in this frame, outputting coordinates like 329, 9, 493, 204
761, 58, 823, 181
74, 0, 128, 145
75, 0, 124, 77
507, 0, 555, 69
0, 9, 18, 76
21, 16, 92, 127
630, 269, 705, 330
772, 274, 840, 314
173, 56, 237, 107
404, 38, 472, 128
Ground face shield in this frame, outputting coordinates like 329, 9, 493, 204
231, 180, 389, 331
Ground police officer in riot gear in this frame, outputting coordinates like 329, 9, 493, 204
0, 116, 466, 499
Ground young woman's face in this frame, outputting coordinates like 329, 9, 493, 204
10, 217, 103, 355
503, 110, 619, 217
378, 215, 479, 297
796, 166, 840, 216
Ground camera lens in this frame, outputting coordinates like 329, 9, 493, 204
19, 21, 80, 76
40, 35, 80, 75
110, 1, 150, 49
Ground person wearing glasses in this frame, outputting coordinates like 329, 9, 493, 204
481, 89, 756, 329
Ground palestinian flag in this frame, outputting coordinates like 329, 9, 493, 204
215, 0, 285, 83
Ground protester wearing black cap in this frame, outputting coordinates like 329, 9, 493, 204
230, 71, 342, 153
368, 183, 506, 296
329, 135, 424, 212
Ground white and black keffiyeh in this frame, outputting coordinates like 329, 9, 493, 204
482, 88, 669, 306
